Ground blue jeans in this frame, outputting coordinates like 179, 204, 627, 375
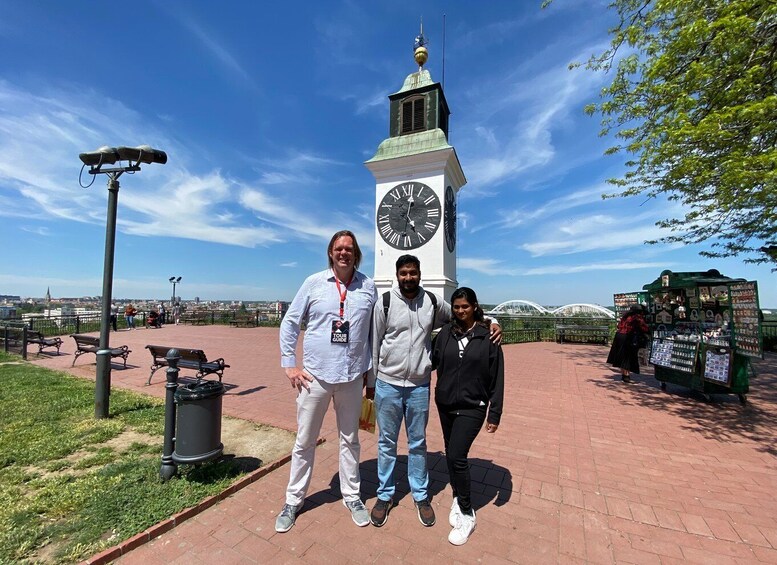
375, 379, 430, 502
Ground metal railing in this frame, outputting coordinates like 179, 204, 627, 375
0, 310, 282, 337
3, 314, 774, 351
763, 320, 777, 351
494, 315, 616, 345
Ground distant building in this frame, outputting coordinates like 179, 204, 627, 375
0, 306, 17, 319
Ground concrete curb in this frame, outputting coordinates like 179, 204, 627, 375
82, 438, 324, 565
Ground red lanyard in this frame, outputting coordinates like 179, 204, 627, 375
334, 274, 353, 319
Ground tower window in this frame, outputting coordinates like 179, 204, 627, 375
401, 96, 425, 134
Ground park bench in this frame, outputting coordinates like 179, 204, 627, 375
555, 324, 610, 345
27, 330, 63, 354
180, 312, 209, 325
229, 316, 256, 328
70, 334, 131, 367
145, 344, 229, 385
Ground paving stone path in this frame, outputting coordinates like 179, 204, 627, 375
29, 325, 777, 564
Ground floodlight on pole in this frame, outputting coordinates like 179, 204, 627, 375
79, 145, 167, 419
169, 276, 182, 304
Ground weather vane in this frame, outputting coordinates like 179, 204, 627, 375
413, 18, 428, 69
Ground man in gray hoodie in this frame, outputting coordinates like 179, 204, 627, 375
367, 255, 500, 527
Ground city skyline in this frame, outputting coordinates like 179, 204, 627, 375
0, 1, 774, 308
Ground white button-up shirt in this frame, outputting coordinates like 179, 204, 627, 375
280, 269, 377, 384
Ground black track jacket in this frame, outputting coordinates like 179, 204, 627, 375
432, 323, 504, 426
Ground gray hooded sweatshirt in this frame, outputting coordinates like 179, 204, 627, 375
369, 286, 451, 388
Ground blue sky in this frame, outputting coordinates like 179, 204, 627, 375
0, 0, 774, 308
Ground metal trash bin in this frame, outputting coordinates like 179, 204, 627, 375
173, 379, 224, 464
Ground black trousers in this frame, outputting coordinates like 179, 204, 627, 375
437, 405, 486, 515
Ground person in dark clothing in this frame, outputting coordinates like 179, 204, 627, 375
146, 309, 161, 329
606, 305, 649, 382
431, 287, 504, 546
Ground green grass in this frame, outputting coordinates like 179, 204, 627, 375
0, 353, 249, 564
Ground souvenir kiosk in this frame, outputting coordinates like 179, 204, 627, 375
622, 269, 762, 403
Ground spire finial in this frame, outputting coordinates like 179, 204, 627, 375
413, 18, 428, 69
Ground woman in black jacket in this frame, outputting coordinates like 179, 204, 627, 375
432, 287, 504, 546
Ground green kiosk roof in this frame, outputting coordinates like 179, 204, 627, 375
642, 269, 747, 291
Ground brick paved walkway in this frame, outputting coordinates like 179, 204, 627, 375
30, 325, 777, 563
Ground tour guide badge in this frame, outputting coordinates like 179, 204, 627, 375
331, 320, 350, 343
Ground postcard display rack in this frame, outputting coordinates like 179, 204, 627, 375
637, 270, 761, 403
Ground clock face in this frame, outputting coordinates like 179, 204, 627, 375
444, 185, 456, 252
377, 181, 441, 250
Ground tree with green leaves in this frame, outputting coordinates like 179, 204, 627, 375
563, 0, 776, 266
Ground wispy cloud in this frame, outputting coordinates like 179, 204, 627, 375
472, 184, 606, 233
281, 262, 297, 268
240, 186, 368, 245
167, 11, 257, 90
524, 261, 669, 275
459, 257, 522, 276
0, 80, 352, 250
458, 49, 606, 193
520, 219, 665, 257
459, 257, 669, 277
20, 226, 50, 236
341, 89, 389, 115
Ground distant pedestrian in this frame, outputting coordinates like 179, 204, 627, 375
607, 305, 649, 382
158, 303, 166, 325
147, 309, 161, 329
110, 302, 118, 332
173, 302, 181, 325
124, 304, 137, 330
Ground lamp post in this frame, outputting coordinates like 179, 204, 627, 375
169, 276, 182, 305
79, 145, 167, 419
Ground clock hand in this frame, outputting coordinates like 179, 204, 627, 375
405, 195, 414, 219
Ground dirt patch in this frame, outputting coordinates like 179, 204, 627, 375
220, 417, 295, 466
24, 419, 294, 480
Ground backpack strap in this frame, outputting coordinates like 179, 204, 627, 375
424, 290, 438, 321
382, 291, 391, 318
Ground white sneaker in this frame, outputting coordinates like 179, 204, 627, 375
449, 497, 462, 527
448, 509, 476, 545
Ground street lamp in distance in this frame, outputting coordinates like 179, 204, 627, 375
170, 276, 182, 304
79, 145, 167, 419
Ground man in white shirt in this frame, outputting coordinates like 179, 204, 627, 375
276, 230, 377, 532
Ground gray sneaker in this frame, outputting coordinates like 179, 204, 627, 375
275, 502, 303, 533
343, 498, 369, 527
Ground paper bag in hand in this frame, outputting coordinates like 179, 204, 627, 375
359, 397, 376, 433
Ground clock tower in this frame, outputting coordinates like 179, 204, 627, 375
365, 29, 466, 301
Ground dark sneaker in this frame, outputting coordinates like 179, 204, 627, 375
415, 498, 436, 527
275, 502, 303, 533
370, 498, 394, 527
343, 498, 370, 527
